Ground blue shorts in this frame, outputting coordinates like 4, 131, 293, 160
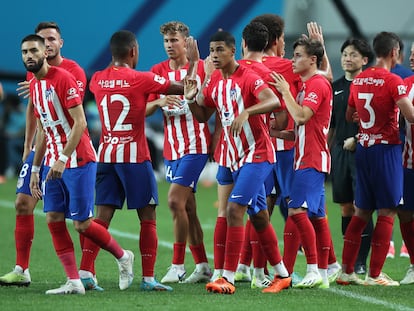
164, 154, 208, 192
264, 149, 295, 197
275, 149, 294, 200
355, 144, 403, 210
230, 162, 272, 216
42, 162, 96, 221
289, 168, 326, 218
216, 165, 233, 185
264, 163, 277, 196
95, 161, 158, 209
16, 151, 45, 195
402, 168, 414, 211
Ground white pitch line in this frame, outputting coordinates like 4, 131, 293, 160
1, 199, 413, 310
328, 288, 414, 311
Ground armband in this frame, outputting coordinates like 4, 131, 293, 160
58, 153, 69, 164
31, 165, 40, 173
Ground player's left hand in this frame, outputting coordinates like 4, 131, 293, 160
306, 21, 324, 45
269, 72, 290, 94
269, 126, 281, 138
16, 80, 31, 98
352, 111, 360, 123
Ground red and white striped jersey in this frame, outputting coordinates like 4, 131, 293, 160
27, 58, 87, 100
294, 74, 332, 173
31, 67, 96, 168
205, 66, 275, 171
148, 60, 211, 160
349, 67, 406, 147
238, 59, 285, 109
403, 75, 414, 168
262, 56, 301, 151
90, 66, 171, 163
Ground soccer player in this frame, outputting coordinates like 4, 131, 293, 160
389, 38, 413, 260
21, 34, 134, 294
391, 38, 414, 79
231, 21, 288, 290
253, 14, 301, 223
328, 38, 374, 276
270, 36, 334, 289
235, 13, 302, 284
185, 31, 292, 295
0, 21, 87, 287
337, 31, 414, 286
400, 41, 414, 284
83, 30, 188, 292
145, 21, 212, 284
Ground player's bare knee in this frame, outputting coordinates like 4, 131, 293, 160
167, 196, 185, 214
15, 195, 36, 215
73, 219, 91, 233
250, 211, 269, 231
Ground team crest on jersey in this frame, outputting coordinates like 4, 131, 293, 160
154, 75, 167, 84
17, 177, 24, 189
304, 91, 318, 104
398, 84, 407, 95
45, 87, 55, 101
230, 88, 237, 101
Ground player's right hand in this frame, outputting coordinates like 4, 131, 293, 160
184, 76, 198, 101
29, 173, 42, 200
161, 95, 182, 109
343, 136, 357, 152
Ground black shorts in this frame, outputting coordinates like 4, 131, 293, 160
330, 144, 356, 204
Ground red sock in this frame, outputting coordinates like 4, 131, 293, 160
213, 217, 227, 269
283, 216, 301, 274
140, 220, 157, 277
342, 216, 367, 274
250, 226, 266, 269
370, 216, 394, 277
15, 215, 34, 270
256, 223, 282, 267
400, 220, 414, 264
328, 238, 337, 265
291, 213, 317, 264
311, 218, 332, 269
172, 242, 186, 265
239, 219, 252, 266
82, 220, 123, 259
79, 219, 108, 274
189, 243, 208, 264
48, 221, 78, 279
224, 226, 244, 272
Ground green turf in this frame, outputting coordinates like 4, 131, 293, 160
0, 177, 413, 311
